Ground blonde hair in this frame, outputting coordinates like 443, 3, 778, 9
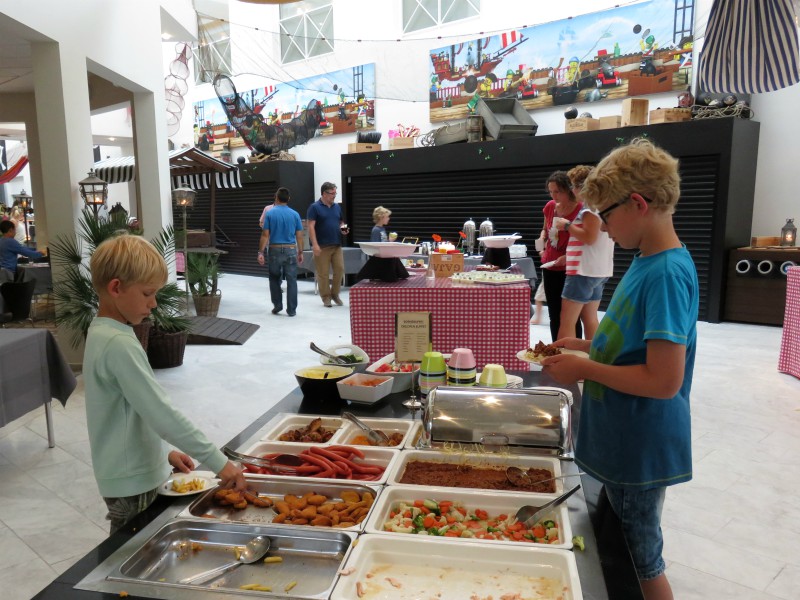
581, 138, 681, 215
567, 165, 594, 190
10, 206, 24, 221
372, 206, 392, 224
91, 234, 168, 292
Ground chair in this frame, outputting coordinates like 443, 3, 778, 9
0, 279, 36, 327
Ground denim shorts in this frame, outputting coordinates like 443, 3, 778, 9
604, 485, 667, 581
562, 275, 608, 303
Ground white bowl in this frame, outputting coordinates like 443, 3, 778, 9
319, 343, 370, 372
336, 373, 394, 404
477, 235, 522, 248
365, 352, 419, 393
356, 241, 418, 258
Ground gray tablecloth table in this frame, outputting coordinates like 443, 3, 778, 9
18, 263, 53, 295
301, 248, 368, 293
0, 329, 77, 447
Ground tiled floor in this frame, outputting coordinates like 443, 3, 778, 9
1, 273, 799, 599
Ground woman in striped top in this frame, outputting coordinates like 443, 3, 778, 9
553, 165, 615, 340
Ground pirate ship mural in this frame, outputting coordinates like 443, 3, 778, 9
194, 63, 376, 156
429, 0, 694, 122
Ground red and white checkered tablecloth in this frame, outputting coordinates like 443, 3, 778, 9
779, 266, 800, 379
350, 270, 530, 370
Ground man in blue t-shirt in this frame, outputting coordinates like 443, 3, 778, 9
307, 181, 348, 307
0, 220, 44, 274
257, 187, 304, 316
542, 139, 698, 600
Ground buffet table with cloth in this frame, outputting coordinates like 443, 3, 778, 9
37, 372, 643, 600
779, 266, 800, 379
0, 329, 76, 447
350, 268, 530, 370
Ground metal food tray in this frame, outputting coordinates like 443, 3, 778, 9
364, 484, 573, 550
178, 476, 381, 532
337, 417, 416, 448
330, 534, 582, 600
258, 413, 348, 445
385, 448, 563, 498
241, 441, 400, 485
107, 518, 355, 599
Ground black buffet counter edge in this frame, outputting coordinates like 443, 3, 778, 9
34, 373, 643, 600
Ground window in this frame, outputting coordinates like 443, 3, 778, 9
280, 0, 334, 64
403, 0, 480, 34
194, 15, 232, 84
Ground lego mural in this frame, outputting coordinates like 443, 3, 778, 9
194, 63, 376, 155
428, 0, 693, 122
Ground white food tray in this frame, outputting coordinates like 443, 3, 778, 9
401, 421, 424, 449
240, 441, 400, 485
364, 484, 573, 549
385, 449, 563, 498
330, 534, 582, 600
337, 417, 416, 448
258, 413, 348, 445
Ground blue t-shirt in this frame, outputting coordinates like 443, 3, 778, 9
576, 246, 698, 490
263, 204, 302, 245
370, 225, 387, 242
0, 236, 43, 272
307, 199, 342, 246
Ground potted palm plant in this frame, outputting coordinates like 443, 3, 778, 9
50, 209, 191, 368
186, 252, 222, 317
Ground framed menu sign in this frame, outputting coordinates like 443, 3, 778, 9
394, 312, 431, 362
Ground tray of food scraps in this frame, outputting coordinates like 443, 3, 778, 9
179, 476, 381, 533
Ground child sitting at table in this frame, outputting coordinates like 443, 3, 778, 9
84, 234, 246, 533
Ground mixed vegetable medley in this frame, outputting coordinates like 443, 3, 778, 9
382, 499, 560, 544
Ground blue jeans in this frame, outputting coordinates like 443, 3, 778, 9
268, 247, 298, 315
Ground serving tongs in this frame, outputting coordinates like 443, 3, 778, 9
343, 411, 390, 445
310, 342, 348, 365
222, 446, 304, 474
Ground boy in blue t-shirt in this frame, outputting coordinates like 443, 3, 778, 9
543, 138, 698, 600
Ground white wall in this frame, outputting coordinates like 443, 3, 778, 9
178, 0, 796, 234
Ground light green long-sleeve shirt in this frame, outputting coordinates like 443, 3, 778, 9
84, 317, 227, 498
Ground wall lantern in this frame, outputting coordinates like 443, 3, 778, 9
173, 187, 197, 208
78, 169, 109, 217
781, 218, 796, 247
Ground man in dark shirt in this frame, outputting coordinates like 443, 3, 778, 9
307, 182, 348, 307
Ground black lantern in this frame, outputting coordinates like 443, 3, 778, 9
78, 169, 109, 217
172, 187, 197, 310
781, 218, 797, 247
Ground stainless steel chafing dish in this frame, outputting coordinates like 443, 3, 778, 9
420, 386, 572, 454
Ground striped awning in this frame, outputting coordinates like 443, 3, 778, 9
698, 0, 800, 94
94, 147, 242, 189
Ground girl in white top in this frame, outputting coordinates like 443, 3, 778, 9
553, 165, 615, 340
10, 206, 27, 244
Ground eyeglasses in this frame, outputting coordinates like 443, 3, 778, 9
324, 190, 337, 196
598, 193, 650, 224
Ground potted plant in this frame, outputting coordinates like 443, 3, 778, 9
186, 252, 222, 317
50, 209, 191, 367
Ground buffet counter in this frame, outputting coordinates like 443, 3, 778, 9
34, 373, 643, 600
350, 270, 530, 370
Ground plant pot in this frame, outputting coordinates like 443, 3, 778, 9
192, 290, 222, 317
132, 320, 153, 352
147, 330, 188, 369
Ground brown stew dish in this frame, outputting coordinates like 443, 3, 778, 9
399, 460, 556, 493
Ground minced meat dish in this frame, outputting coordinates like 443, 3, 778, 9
399, 460, 556, 493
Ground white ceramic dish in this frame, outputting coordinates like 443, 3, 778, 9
240, 441, 400, 485
516, 348, 590, 365
258, 413, 347, 444
336, 373, 394, 404
477, 234, 522, 248
329, 534, 583, 600
338, 417, 415, 448
364, 484, 573, 549
319, 343, 370, 372
158, 471, 218, 497
385, 449, 563, 497
356, 241, 418, 258
401, 421, 425, 449
365, 353, 419, 393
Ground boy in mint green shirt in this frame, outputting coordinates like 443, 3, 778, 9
85, 234, 245, 533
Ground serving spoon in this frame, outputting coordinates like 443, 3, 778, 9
222, 447, 304, 474
514, 485, 581, 528
343, 411, 390, 445
179, 535, 271, 586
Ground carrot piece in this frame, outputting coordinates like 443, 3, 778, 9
423, 516, 435, 529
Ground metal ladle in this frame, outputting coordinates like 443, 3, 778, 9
505, 466, 584, 488
514, 485, 582, 528
179, 535, 271, 586
222, 447, 304, 474
343, 411, 390, 445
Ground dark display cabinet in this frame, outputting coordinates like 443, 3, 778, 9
341, 118, 760, 322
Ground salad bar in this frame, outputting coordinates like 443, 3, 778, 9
35, 372, 644, 600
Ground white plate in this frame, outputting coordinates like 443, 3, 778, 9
516, 348, 589, 364
158, 471, 218, 496
540, 260, 558, 269
330, 534, 582, 600
356, 241, 418, 258
364, 484, 573, 549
